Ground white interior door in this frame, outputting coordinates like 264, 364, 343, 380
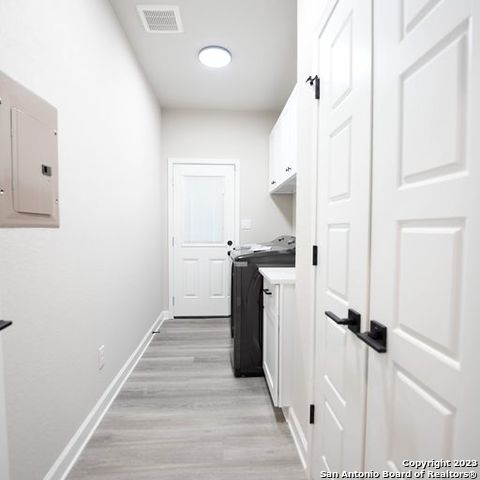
311, 0, 372, 474
366, 0, 480, 468
0, 335, 10, 480
172, 163, 236, 317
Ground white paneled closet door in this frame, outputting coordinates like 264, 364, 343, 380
311, 0, 372, 474
366, 0, 480, 469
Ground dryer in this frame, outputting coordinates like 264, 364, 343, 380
229, 236, 295, 377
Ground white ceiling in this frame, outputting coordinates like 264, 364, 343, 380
109, 0, 297, 111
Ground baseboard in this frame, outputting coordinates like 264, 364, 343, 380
283, 406, 308, 470
44, 310, 170, 480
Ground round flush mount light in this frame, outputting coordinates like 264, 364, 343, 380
198, 46, 232, 68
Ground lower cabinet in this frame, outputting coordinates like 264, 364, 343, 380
259, 268, 295, 407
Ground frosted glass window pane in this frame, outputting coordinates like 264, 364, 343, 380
184, 176, 225, 244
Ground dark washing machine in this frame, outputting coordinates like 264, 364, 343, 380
229, 236, 295, 377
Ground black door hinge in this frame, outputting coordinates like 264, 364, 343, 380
309, 404, 315, 424
306, 75, 320, 100
312, 245, 318, 266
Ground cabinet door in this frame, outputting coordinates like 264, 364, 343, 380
269, 129, 278, 191
269, 120, 283, 191
279, 102, 291, 183
269, 87, 299, 192
263, 302, 279, 405
276, 110, 288, 186
366, 0, 480, 468
311, 0, 373, 474
288, 89, 298, 176
280, 91, 298, 181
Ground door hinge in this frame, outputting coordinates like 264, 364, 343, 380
172, 296, 175, 306
172, 236, 174, 247
309, 404, 315, 424
312, 245, 318, 266
306, 75, 320, 100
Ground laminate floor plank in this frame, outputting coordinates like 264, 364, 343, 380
67, 318, 306, 480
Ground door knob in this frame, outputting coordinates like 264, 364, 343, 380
356, 321, 387, 353
263, 288, 272, 295
325, 309, 361, 334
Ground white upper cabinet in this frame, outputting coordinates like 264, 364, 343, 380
269, 85, 298, 194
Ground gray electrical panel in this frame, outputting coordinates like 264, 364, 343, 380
0, 71, 59, 227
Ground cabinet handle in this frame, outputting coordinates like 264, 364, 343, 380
356, 321, 387, 353
271, 180, 276, 185
325, 309, 361, 334
263, 288, 272, 295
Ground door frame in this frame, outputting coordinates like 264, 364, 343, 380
167, 158, 240, 317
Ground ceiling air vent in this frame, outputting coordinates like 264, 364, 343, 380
136, 5, 183, 33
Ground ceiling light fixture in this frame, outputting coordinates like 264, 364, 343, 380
198, 46, 232, 68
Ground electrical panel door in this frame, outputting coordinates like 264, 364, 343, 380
0, 71, 59, 227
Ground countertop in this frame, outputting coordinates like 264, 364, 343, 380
258, 267, 296, 285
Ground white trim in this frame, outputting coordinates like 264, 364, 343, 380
167, 158, 240, 316
43, 310, 171, 480
283, 406, 308, 470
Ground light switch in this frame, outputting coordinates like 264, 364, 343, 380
241, 218, 252, 230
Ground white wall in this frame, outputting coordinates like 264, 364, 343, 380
0, 1, 164, 478
290, 0, 327, 466
0, 338, 9, 480
161, 109, 295, 306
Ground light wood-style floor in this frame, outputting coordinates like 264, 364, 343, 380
68, 317, 306, 480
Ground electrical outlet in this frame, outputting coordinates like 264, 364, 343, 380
98, 345, 105, 370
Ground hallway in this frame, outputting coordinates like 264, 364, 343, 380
68, 318, 306, 480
